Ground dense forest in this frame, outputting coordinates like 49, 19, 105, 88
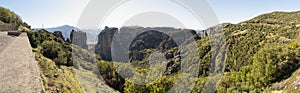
2, 6, 300, 93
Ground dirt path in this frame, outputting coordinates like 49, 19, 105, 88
0, 33, 44, 93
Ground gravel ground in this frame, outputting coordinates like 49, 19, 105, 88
0, 33, 45, 93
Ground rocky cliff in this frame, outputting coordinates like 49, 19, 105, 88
95, 26, 200, 62
70, 30, 88, 49
95, 27, 118, 61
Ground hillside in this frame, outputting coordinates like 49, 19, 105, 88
23, 11, 300, 93
216, 11, 300, 92
0, 6, 30, 29
91, 11, 300, 93
26, 29, 119, 93
0, 7, 289, 92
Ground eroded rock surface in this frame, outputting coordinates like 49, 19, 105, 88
70, 30, 88, 49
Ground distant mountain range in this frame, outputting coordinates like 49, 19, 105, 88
35, 25, 100, 43
34, 25, 75, 39
34, 25, 206, 45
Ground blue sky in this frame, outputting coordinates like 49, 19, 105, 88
0, 0, 300, 29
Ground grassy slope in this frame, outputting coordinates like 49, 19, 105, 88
25, 29, 119, 93
34, 46, 119, 93
33, 48, 84, 93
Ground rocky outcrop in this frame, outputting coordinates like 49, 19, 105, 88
70, 30, 88, 49
129, 30, 177, 61
95, 27, 118, 61
53, 31, 65, 40
95, 26, 200, 62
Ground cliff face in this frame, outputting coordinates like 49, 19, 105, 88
129, 30, 178, 61
95, 27, 118, 61
95, 26, 200, 62
70, 30, 88, 49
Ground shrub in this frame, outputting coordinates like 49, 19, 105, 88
27, 30, 53, 48
41, 40, 67, 66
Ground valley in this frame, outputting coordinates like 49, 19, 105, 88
0, 4, 300, 93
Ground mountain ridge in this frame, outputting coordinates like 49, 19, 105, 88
35, 25, 99, 43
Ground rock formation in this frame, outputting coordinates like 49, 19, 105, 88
70, 30, 88, 49
95, 27, 118, 61
95, 26, 200, 62
129, 30, 177, 61
53, 31, 65, 40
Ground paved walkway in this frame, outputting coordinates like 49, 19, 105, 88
0, 33, 44, 93
0, 32, 14, 53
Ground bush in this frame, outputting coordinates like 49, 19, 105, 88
124, 75, 174, 93
41, 40, 67, 65
97, 61, 125, 92
27, 30, 53, 48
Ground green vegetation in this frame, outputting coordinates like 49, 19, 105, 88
115, 11, 300, 93
27, 29, 83, 92
27, 30, 72, 66
27, 29, 118, 93
218, 42, 300, 92
216, 11, 300, 92
34, 50, 83, 93
41, 40, 68, 65
96, 61, 125, 92
124, 74, 175, 93
24, 10, 300, 93
0, 6, 30, 28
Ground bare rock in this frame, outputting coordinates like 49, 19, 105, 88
70, 30, 88, 49
95, 27, 118, 61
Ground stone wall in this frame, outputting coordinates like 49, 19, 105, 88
0, 24, 18, 31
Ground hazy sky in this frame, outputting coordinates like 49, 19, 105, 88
0, 0, 300, 29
